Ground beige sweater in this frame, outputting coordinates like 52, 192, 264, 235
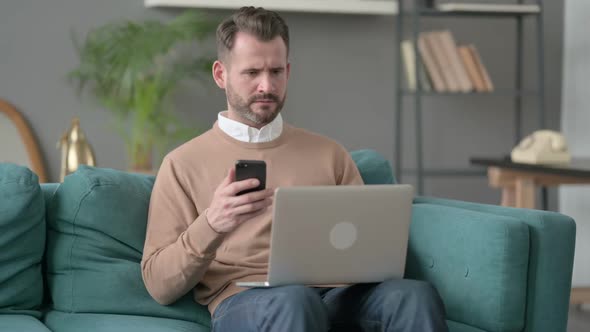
141, 122, 364, 313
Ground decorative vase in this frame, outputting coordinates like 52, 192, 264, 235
57, 117, 96, 182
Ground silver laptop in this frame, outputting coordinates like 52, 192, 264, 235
236, 184, 414, 288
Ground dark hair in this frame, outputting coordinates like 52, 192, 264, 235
216, 6, 290, 60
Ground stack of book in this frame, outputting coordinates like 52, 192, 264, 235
401, 30, 494, 93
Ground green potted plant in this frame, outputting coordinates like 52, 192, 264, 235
69, 11, 218, 172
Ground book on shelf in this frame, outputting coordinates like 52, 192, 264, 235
401, 40, 417, 91
405, 30, 494, 93
458, 45, 487, 92
418, 56, 433, 92
436, 30, 473, 93
417, 34, 447, 92
467, 44, 494, 91
424, 31, 460, 92
435, 2, 541, 14
401, 40, 432, 92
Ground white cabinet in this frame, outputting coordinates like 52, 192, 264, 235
144, 0, 398, 15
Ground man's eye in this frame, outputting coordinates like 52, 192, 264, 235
246, 71, 258, 76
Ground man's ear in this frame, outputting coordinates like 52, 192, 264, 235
286, 62, 291, 80
212, 60, 226, 89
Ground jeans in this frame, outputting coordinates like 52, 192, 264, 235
211, 279, 448, 332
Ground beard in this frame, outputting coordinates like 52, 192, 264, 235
226, 82, 286, 126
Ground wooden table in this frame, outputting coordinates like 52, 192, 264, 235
470, 157, 590, 209
471, 156, 590, 305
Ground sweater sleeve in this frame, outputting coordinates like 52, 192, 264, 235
141, 157, 225, 305
338, 147, 365, 186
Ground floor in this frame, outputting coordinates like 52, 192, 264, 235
568, 305, 590, 332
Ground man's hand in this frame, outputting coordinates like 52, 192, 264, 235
206, 168, 274, 233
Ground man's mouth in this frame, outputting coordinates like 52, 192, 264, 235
251, 94, 279, 105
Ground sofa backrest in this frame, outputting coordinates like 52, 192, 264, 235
350, 149, 396, 184
44, 166, 211, 327
0, 163, 45, 318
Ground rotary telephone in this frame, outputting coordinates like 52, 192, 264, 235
511, 130, 571, 165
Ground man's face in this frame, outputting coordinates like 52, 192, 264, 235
213, 32, 290, 128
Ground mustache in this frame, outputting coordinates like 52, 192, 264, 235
249, 94, 280, 103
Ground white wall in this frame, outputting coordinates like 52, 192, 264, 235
0, 113, 30, 167
560, 0, 590, 287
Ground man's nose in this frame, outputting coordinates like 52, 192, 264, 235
257, 74, 274, 93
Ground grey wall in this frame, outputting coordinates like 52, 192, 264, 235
560, 0, 590, 288
0, 0, 564, 207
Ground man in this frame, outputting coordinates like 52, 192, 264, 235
141, 7, 448, 332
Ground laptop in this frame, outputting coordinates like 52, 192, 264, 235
236, 184, 414, 288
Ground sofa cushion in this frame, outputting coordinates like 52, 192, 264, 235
0, 314, 51, 332
350, 149, 396, 184
44, 311, 209, 332
45, 166, 210, 327
406, 203, 530, 332
447, 320, 487, 332
0, 163, 45, 318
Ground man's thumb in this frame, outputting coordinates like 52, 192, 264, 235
224, 167, 236, 185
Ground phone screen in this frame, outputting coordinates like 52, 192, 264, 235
235, 160, 266, 195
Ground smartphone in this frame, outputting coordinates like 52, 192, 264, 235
235, 160, 266, 196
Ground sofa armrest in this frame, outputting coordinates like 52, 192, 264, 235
413, 197, 576, 332
405, 202, 530, 332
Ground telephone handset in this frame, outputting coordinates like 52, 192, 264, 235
511, 130, 571, 165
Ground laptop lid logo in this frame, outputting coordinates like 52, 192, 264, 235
330, 222, 358, 250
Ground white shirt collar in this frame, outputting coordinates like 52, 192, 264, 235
217, 111, 283, 143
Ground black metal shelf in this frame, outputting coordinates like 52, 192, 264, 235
394, 0, 546, 195
416, 9, 540, 18
401, 89, 539, 97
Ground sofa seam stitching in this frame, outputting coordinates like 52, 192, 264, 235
67, 183, 96, 312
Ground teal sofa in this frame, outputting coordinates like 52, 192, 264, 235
0, 149, 576, 332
